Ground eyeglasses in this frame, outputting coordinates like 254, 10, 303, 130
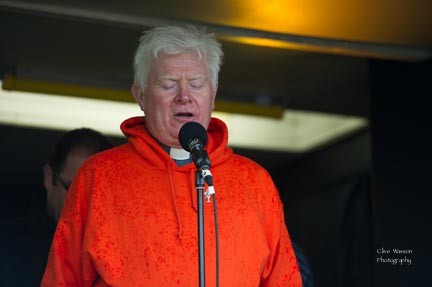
52, 170, 71, 191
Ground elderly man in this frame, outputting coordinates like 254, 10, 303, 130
42, 25, 301, 286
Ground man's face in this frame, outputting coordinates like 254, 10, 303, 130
133, 52, 217, 147
44, 148, 93, 221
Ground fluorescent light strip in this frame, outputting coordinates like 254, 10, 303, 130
216, 111, 367, 152
0, 86, 368, 152
0, 89, 141, 136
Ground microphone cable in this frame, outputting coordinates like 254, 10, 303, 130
212, 193, 220, 287
204, 171, 219, 287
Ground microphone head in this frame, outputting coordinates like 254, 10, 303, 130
178, 122, 208, 151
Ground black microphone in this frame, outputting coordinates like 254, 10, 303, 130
178, 122, 211, 170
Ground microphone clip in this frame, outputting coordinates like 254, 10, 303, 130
201, 168, 215, 203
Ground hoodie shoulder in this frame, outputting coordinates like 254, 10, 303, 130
83, 143, 137, 169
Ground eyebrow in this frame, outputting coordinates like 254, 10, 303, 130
157, 74, 206, 80
188, 75, 205, 81
158, 75, 178, 80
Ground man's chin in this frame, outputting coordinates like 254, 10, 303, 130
160, 130, 181, 148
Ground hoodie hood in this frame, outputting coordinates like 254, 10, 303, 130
120, 116, 234, 238
120, 116, 233, 170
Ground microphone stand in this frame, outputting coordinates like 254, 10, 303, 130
196, 169, 206, 287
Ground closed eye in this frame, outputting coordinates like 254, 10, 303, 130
159, 79, 177, 90
189, 79, 205, 89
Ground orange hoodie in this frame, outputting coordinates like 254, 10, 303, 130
41, 117, 301, 287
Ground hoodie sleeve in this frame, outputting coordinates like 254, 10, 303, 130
257, 169, 303, 287
41, 162, 97, 287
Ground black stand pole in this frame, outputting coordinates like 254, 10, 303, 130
196, 170, 206, 287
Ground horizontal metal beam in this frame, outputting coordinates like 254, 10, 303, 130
1, 0, 430, 61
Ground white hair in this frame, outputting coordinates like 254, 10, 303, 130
133, 25, 223, 90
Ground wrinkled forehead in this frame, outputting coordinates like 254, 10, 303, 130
150, 52, 210, 77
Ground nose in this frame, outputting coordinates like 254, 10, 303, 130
176, 80, 191, 103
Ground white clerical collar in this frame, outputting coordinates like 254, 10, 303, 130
169, 147, 190, 160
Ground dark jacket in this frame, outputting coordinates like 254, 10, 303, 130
0, 189, 56, 286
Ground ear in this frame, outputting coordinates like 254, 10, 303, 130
43, 164, 54, 190
131, 84, 146, 112
211, 83, 218, 110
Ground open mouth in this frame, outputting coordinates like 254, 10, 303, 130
175, 112, 194, 118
